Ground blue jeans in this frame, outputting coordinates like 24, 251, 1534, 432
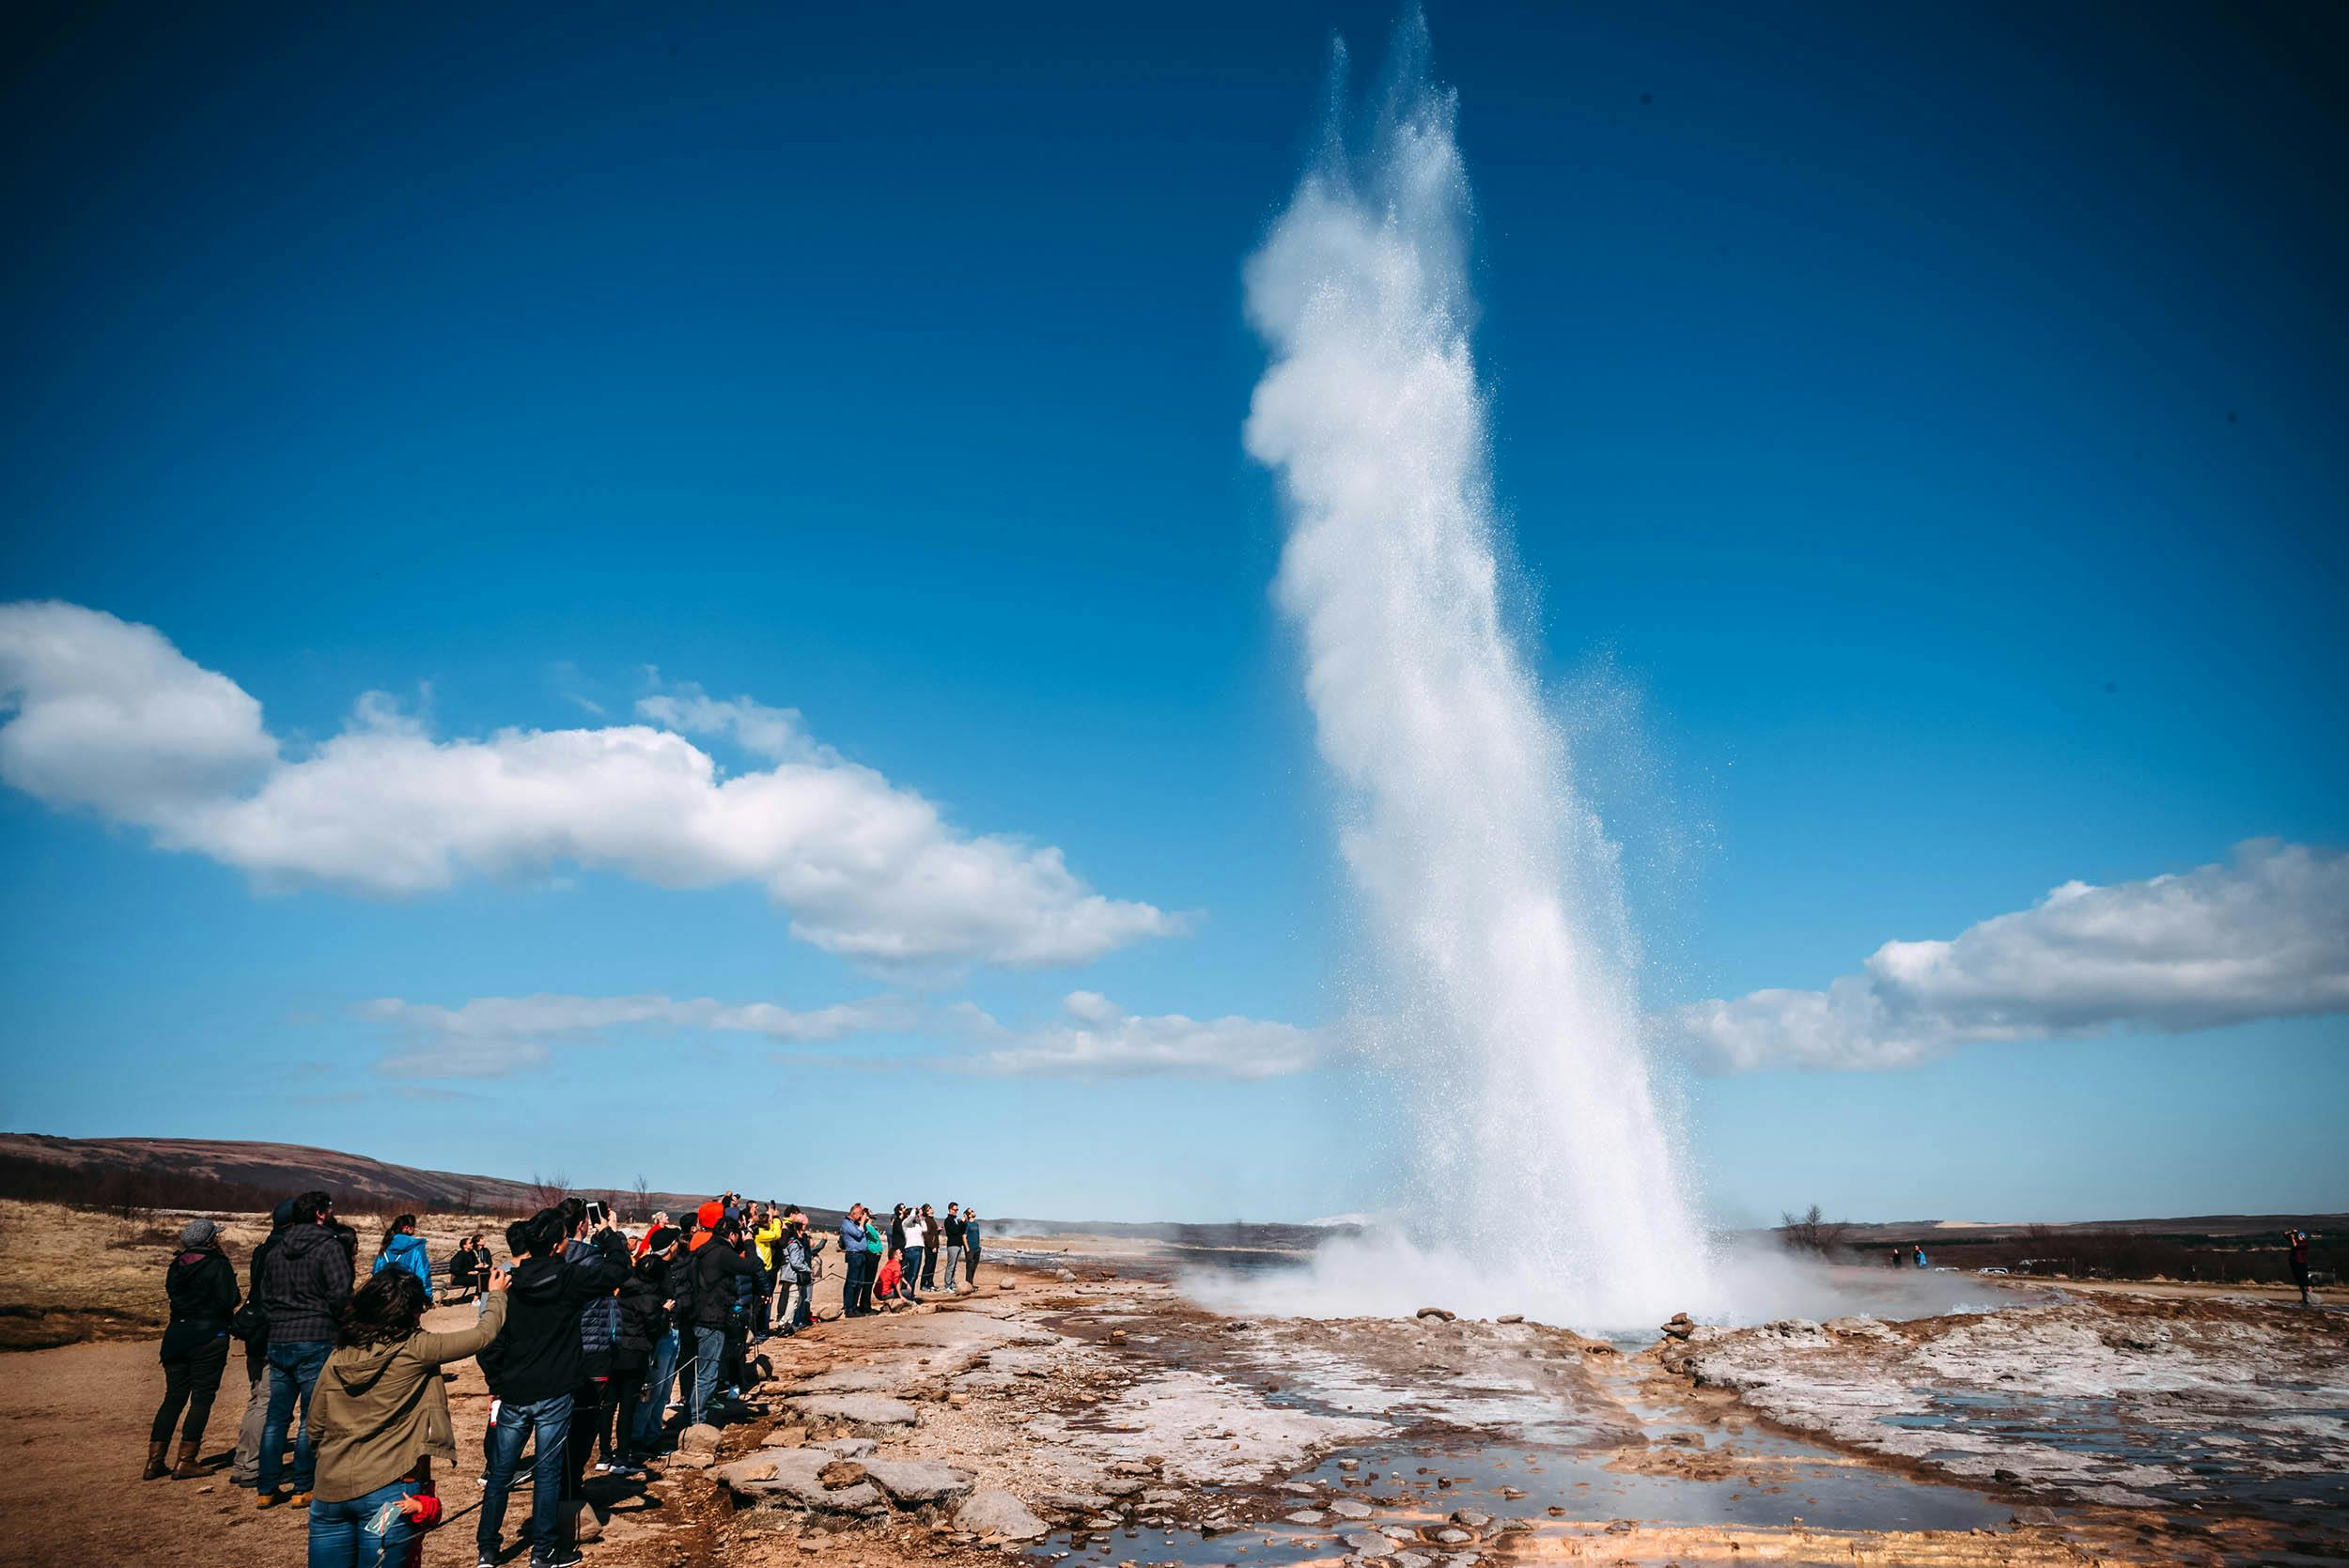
478, 1392, 573, 1561
690, 1326, 726, 1425
634, 1326, 679, 1446
792, 1272, 814, 1328
259, 1340, 330, 1495
900, 1247, 925, 1301
305, 1477, 419, 1568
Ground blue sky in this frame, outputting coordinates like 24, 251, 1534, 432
3, 1, 2343, 1224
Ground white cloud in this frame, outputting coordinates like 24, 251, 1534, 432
1665, 840, 2349, 1072
362, 991, 915, 1078
0, 600, 1179, 968
944, 991, 1323, 1081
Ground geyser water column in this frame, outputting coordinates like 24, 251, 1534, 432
1243, 26, 1708, 1327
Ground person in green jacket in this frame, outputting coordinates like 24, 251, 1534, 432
307, 1260, 508, 1565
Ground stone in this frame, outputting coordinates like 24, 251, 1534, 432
947, 1391, 971, 1407
1449, 1510, 1491, 1529
1100, 1479, 1146, 1498
1330, 1498, 1373, 1519
1344, 1531, 1388, 1552
1435, 1529, 1471, 1544
818, 1459, 868, 1489
1039, 1492, 1112, 1515
997, 1281, 1018, 1293
1415, 1307, 1456, 1322
564, 1499, 604, 1542
1284, 1511, 1326, 1525
1496, 1314, 1523, 1325
956, 1488, 1050, 1541
714, 1451, 886, 1515
761, 1427, 809, 1449
780, 1393, 920, 1429
863, 1458, 977, 1507
817, 1437, 877, 1458
677, 1422, 723, 1455
1055, 1268, 1078, 1281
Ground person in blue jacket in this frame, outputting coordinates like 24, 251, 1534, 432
371, 1216, 433, 1303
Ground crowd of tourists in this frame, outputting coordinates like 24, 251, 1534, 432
145, 1188, 988, 1568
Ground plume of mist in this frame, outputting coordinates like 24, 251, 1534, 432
1234, 14, 1708, 1329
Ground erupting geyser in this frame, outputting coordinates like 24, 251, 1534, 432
1242, 20, 1709, 1327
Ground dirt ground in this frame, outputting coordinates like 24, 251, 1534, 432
0, 1212, 2337, 1568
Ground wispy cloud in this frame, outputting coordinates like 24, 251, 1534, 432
0, 601, 1180, 968
942, 991, 1324, 1081
361, 992, 917, 1078
1663, 840, 2349, 1072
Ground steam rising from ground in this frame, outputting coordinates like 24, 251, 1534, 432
1235, 21, 1707, 1329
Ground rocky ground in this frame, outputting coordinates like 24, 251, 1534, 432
2, 1234, 2341, 1568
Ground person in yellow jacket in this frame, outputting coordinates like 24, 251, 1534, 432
750, 1204, 785, 1340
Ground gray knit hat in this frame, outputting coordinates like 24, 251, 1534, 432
178, 1218, 218, 1250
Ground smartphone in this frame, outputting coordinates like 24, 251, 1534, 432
584, 1201, 608, 1228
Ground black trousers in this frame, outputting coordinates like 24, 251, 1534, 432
152, 1334, 230, 1445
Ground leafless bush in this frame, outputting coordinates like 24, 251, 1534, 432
1776, 1203, 1850, 1257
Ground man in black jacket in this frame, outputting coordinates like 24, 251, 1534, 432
478, 1208, 630, 1568
256, 1190, 351, 1506
230, 1195, 298, 1488
684, 1203, 759, 1427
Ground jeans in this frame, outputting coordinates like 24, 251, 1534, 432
900, 1247, 925, 1302
306, 1477, 419, 1568
635, 1326, 678, 1445
841, 1250, 867, 1315
478, 1392, 573, 1562
152, 1332, 231, 1445
792, 1272, 814, 1328
691, 1326, 726, 1424
259, 1340, 331, 1495
920, 1247, 937, 1289
939, 1245, 962, 1292
965, 1247, 980, 1286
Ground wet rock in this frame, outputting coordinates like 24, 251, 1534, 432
957, 1488, 1050, 1541
1343, 1530, 1389, 1551
1285, 1510, 1327, 1525
1415, 1307, 1456, 1323
1435, 1528, 1471, 1543
1330, 1498, 1373, 1519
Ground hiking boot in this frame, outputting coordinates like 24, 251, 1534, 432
144, 1441, 169, 1481
256, 1489, 285, 1509
288, 1490, 312, 1508
171, 1439, 203, 1480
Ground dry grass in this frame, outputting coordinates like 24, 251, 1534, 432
0, 1198, 508, 1350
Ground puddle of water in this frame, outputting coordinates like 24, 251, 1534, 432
1033, 1427, 2010, 1567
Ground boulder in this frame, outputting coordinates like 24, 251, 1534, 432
862, 1459, 976, 1507
564, 1499, 604, 1542
714, 1451, 885, 1515
779, 1393, 920, 1430
1415, 1307, 1456, 1322
677, 1422, 723, 1455
956, 1488, 1050, 1541
1496, 1313, 1524, 1325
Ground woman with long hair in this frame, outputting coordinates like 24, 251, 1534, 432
148, 1219, 240, 1481
306, 1259, 507, 1565
370, 1215, 433, 1304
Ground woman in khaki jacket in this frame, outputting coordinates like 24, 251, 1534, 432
306, 1259, 508, 1565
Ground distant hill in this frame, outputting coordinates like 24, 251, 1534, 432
0, 1133, 726, 1219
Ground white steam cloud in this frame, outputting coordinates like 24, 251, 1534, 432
1668, 839, 2349, 1072
0, 599, 1177, 968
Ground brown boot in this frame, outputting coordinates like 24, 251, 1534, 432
144, 1440, 169, 1481
171, 1439, 203, 1480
